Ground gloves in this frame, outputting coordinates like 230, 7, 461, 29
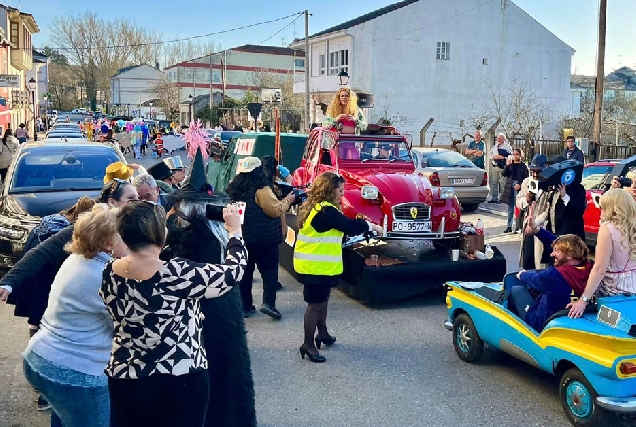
277, 165, 290, 179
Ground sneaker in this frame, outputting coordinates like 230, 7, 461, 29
37, 395, 51, 411
243, 305, 257, 318
260, 304, 282, 320
503, 227, 513, 233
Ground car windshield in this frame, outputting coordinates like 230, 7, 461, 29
10, 146, 120, 193
582, 165, 613, 190
45, 135, 86, 139
220, 131, 241, 141
419, 150, 474, 168
338, 140, 412, 162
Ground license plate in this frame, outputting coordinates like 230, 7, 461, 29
392, 221, 432, 232
453, 178, 474, 185
597, 305, 621, 328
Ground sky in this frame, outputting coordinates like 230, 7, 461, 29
8, 0, 635, 75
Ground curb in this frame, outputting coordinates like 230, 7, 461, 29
476, 205, 507, 217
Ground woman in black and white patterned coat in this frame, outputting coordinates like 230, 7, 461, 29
100, 201, 246, 427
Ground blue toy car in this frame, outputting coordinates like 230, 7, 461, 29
444, 274, 636, 426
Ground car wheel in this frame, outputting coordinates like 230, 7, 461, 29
452, 313, 484, 363
461, 203, 479, 212
559, 368, 608, 426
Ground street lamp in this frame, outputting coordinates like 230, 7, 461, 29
149, 101, 153, 119
188, 94, 193, 123
337, 70, 350, 86
27, 77, 37, 141
42, 93, 49, 131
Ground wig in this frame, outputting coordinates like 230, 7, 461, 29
599, 188, 636, 258
325, 88, 358, 118
297, 171, 345, 229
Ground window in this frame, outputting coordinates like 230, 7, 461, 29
329, 49, 348, 75
10, 22, 18, 47
436, 42, 450, 60
319, 55, 326, 75
294, 58, 305, 68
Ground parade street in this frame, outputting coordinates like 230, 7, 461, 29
1, 194, 630, 427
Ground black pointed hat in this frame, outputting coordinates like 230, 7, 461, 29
172, 148, 216, 200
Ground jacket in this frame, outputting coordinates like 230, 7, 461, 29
242, 186, 290, 248
501, 162, 529, 205
517, 178, 551, 269
294, 202, 345, 276
562, 147, 584, 164
0, 135, 19, 169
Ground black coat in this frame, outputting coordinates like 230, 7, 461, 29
502, 162, 529, 205
162, 216, 256, 427
553, 183, 587, 240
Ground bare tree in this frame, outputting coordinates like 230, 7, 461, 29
161, 40, 221, 67
246, 69, 304, 130
49, 12, 162, 111
469, 79, 556, 141
151, 77, 180, 120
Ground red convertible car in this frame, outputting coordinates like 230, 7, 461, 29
292, 124, 461, 245
582, 159, 620, 247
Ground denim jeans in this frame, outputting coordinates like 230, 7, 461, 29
23, 352, 110, 427
507, 187, 517, 229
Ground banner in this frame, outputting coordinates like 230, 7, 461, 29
0, 75, 20, 88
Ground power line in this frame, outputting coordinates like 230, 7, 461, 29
47, 12, 304, 51
258, 14, 303, 46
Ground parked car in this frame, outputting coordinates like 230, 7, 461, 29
0, 141, 124, 271
43, 134, 88, 141
445, 275, 636, 426
49, 124, 82, 134
55, 115, 71, 123
581, 160, 621, 247
292, 125, 461, 243
213, 130, 242, 145
410, 147, 488, 212
71, 108, 87, 114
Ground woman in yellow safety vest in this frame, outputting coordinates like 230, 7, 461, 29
294, 172, 382, 363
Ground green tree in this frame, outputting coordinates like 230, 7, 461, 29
40, 45, 69, 65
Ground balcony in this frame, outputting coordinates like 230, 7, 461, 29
11, 49, 32, 71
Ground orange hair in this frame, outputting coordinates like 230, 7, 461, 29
326, 88, 358, 118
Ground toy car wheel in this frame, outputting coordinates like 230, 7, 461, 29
452, 313, 484, 363
559, 368, 607, 426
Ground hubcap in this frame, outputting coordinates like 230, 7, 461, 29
456, 324, 471, 352
566, 380, 592, 419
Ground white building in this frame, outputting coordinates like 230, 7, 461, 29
164, 44, 304, 102
292, 0, 574, 142
110, 64, 164, 117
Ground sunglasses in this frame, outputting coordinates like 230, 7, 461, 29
102, 178, 128, 199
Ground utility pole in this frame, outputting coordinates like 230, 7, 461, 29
593, 0, 607, 149
209, 52, 213, 120
304, 10, 310, 132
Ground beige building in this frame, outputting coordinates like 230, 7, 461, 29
165, 44, 304, 104
0, 4, 39, 134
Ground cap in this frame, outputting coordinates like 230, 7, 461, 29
379, 144, 392, 150
236, 156, 262, 174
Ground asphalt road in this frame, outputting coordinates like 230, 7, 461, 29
4, 206, 629, 427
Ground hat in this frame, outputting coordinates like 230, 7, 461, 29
164, 156, 184, 170
379, 143, 392, 150
147, 161, 174, 182
529, 154, 548, 171
236, 156, 262, 174
104, 162, 133, 184
172, 148, 216, 201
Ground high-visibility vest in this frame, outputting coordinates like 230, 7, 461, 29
293, 201, 344, 276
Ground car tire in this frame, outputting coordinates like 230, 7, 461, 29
559, 368, 609, 426
452, 313, 484, 363
461, 203, 479, 212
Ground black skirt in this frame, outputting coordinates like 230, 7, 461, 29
296, 273, 339, 304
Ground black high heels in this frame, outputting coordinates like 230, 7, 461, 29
299, 345, 326, 363
315, 335, 337, 349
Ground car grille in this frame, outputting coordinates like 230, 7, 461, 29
393, 203, 431, 221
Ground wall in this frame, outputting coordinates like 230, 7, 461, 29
110, 65, 164, 109
167, 49, 301, 102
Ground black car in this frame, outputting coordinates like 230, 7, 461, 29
0, 141, 124, 271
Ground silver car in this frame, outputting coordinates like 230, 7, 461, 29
410, 147, 488, 212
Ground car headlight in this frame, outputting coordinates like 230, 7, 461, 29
0, 225, 25, 240
361, 185, 379, 200
439, 187, 456, 199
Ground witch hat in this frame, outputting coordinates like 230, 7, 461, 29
172, 147, 215, 200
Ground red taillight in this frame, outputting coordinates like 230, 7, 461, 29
429, 172, 440, 186
620, 362, 636, 375
480, 172, 488, 186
